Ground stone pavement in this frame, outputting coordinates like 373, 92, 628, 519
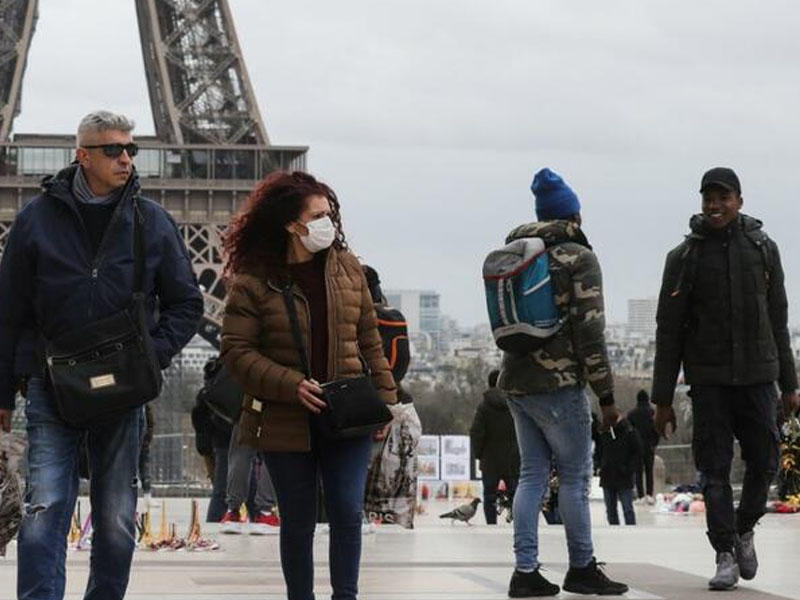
1, 497, 799, 599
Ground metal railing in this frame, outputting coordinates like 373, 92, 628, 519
656, 443, 745, 487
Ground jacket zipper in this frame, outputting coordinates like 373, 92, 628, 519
62, 191, 131, 320
324, 252, 337, 381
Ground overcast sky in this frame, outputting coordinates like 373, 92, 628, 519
13, 0, 800, 326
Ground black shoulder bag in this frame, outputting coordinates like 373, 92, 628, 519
200, 358, 243, 427
44, 198, 163, 427
282, 284, 392, 439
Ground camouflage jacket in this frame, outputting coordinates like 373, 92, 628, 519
497, 220, 614, 400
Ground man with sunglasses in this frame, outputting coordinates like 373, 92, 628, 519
0, 111, 203, 599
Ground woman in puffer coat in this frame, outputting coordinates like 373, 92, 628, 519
221, 170, 396, 600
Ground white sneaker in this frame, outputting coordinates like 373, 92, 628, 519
220, 509, 245, 534
361, 522, 376, 535
645, 495, 656, 506
249, 511, 280, 536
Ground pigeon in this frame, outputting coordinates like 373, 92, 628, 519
439, 498, 481, 525
496, 489, 513, 523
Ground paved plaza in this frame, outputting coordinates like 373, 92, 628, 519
1, 497, 798, 599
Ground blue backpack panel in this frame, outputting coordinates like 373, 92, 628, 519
483, 237, 563, 353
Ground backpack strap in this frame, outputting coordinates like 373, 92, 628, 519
671, 238, 699, 297
674, 230, 774, 297
743, 229, 774, 289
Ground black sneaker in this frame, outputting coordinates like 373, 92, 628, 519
562, 558, 629, 595
508, 568, 560, 597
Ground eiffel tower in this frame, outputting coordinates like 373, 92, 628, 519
0, 0, 308, 348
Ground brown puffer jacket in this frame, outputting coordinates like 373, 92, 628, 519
221, 248, 397, 452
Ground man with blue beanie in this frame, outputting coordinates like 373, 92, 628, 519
500, 168, 628, 597
530, 167, 581, 221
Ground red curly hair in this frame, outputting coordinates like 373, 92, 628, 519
223, 171, 347, 279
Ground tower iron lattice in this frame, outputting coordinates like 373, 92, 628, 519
0, 0, 307, 349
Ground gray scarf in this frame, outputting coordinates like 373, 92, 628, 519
72, 166, 123, 205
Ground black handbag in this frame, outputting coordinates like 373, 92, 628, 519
200, 359, 243, 427
282, 285, 392, 439
44, 198, 163, 427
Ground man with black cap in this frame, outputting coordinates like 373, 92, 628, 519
652, 167, 799, 591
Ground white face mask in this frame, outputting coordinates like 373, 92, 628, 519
298, 215, 336, 253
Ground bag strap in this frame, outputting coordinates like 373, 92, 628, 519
132, 196, 145, 296
281, 284, 311, 379
743, 229, 774, 289
281, 282, 372, 380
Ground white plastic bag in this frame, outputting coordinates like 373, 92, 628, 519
364, 403, 422, 529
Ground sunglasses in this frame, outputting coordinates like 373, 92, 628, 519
82, 143, 139, 158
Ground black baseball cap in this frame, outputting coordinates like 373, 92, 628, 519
700, 167, 741, 194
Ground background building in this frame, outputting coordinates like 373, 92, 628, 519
385, 289, 442, 352
627, 297, 658, 337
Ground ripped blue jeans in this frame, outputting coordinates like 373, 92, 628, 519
18, 377, 142, 600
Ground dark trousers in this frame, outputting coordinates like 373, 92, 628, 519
481, 472, 517, 524
635, 447, 655, 498
691, 384, 779, 553
265, 431, 372, 600
602, 487, 636, 525
206, 443, 229, 522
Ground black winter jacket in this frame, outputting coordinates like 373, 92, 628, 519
597, 418, 642, 490
652, 214, 796, 404
627, 402, 658, 450
0, 165, 204, 409
470, 388, 520, 476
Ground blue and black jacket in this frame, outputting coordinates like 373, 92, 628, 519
0, 165, 204, 409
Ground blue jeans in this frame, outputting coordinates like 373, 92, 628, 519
507, 386, 594, 571
18, 378, 142, 600
603, 487, 636, 525
264, 429, 372, 600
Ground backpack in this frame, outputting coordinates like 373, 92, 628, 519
375, 305, 410, 383
483, 237, 563, 353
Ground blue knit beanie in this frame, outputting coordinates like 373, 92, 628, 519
531, 167, 581, 221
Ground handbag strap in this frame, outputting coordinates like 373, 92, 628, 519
132, 196, 145, 296
282, 284, 312, 379
280, 281, 374, 380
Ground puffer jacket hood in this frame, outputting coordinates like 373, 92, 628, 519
505, 219, 592, 250
41, 163, 141, 204
484, 387, 509, 411
688, 213, 763, 238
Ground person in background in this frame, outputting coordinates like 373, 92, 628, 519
219, 422, 280, 535
627, 389, 658, 503
138, 404, 155, 507
596, 415, 642, 525
195, 358, 235, 523
470, 369, 519, 525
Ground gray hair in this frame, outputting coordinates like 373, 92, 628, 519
76, 110, 135, 146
